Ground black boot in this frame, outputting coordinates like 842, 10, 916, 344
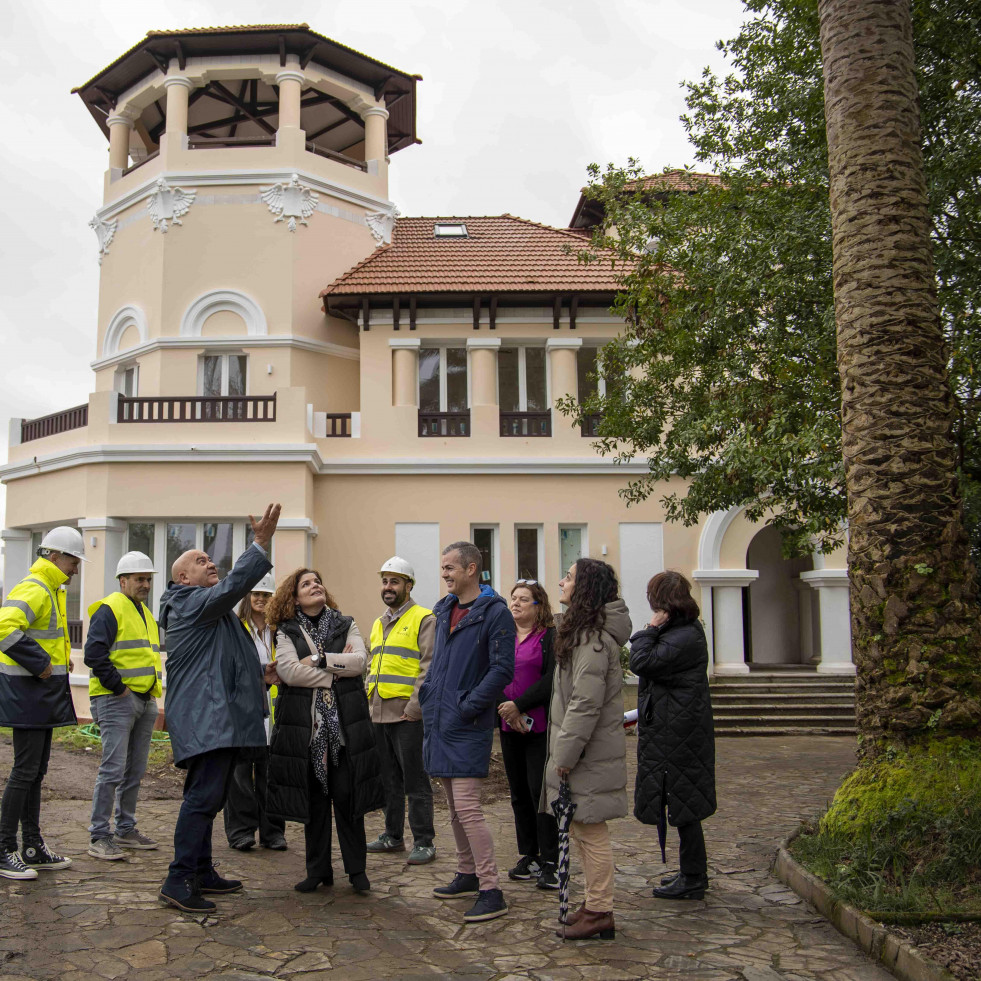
652, 872, 708, 900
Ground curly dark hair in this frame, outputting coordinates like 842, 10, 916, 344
646, 570, 699, 621
509, 580, 556, 632
555, 558, 620, 665
265, 568, 338, 630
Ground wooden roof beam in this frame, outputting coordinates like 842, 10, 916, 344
409, 296, 417, 331
206, 81, 276, 135
489, 295, 498, 330
553, 295, 562, 330
392, 295, 400, 331
279, 35, 287, 67
569, 295, 579, 331
174, 41, 186, 71
361, 297, 370, 332
299, 43, 318, 69
473, 295, 481, 330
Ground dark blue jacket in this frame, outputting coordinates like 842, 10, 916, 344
158, 544, 271, 767
419, 585, 515, 778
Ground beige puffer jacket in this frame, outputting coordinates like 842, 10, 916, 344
543, 599, 631, 824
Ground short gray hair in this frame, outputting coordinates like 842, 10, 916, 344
442, 541, 482, 574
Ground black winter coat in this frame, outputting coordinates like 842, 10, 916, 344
267, 616, 385, 823
629, 618, 716, 828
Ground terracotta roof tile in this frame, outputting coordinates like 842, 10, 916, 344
629, 170, 724, 192
321, 215, 625, 296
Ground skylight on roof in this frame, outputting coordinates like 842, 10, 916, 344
434, 223, 469, 238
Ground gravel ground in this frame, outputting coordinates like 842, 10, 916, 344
892, 922, 981, 981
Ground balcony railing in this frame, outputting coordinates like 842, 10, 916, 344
117, 394, 277, 423
323, 413, 353, 437
188, 136, 277, 149
67, 619, 83, 647
122, 149, 159, 176
500, 411, 551, 437
21, 404, 88, 443
581, 413, 604, 437
305, 142, 369, 172
419, 411, 470, 437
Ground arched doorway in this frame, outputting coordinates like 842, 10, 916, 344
745, 526, 816, 666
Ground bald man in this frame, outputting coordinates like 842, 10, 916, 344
157, 504, 281, 914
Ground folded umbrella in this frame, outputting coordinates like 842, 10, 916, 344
550, 775, 577, 926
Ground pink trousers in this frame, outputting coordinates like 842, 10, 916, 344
440, 777, 499, 890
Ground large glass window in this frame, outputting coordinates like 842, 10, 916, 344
203, 523, 234, 580
419, 347, 468, 412
128, 522, 156, 607
201, 354, 248, 397
515, 526, 541, 581
471, 526, 497, 589
166, 523, 197, 576
559, 525, 585, 577
577, 346, 624, 400
499, 347, 547, 412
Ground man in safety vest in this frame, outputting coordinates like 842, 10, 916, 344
0, 526, 82, 880
365, 557, 437, 865
84, 551, 163, 861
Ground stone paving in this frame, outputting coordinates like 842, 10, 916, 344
0, 737, 895, 981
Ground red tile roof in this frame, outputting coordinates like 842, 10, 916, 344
320, 215, 625, 296
628, 169, 724, 192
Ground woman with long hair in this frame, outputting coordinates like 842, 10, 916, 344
544, 558, 631, 941
497, 580, 560, 890
265, 569, 383, 894
630, 571, 715, 901
222, 573, 287, 851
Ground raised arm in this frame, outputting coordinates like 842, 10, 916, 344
184, 543, 273, 626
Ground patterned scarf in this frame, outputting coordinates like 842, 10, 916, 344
295, 607, 342, 792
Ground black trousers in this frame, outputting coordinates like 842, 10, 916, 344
678, 820, 707, 876
372, 720, 435, 847
166, 748, 237, 885
223, 752, 286, 846
305, 751, 367, 879
500, 730, 558, 865
0, 728, 52, 852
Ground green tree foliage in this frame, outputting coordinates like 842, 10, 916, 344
567, 0, 981, 558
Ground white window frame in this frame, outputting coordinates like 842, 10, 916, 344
470, 524, 500, 592
198, 352, 249, 397
114, 362, 139, 397
558, 523, 589, 570
514, 524, 545, 581
499, 345, 549, 412
578, 346, 611, 397
418, 345, 469, 411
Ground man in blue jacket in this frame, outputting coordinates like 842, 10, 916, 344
419, 541, 515, 923
157, 504, 280, 914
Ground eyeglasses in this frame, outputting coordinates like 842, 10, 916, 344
515, 579, 538, 585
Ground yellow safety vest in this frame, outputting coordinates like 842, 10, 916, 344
242, 618, 277, 725
87, 592, 162, 698
0, 558, 71, 674
367, 603, 432, 700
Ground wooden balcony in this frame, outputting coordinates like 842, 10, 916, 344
323, 413, 353, 437
581, 413, 604, 437
419, 411, 470, 437
500, 411, 551, 437
21, 404, 88, 443
117, 394, 277, 423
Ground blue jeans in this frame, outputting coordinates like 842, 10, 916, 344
88, 692, 158, 840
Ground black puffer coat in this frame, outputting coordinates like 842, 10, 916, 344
629, 618, 716, 830
267, 616, 385, 823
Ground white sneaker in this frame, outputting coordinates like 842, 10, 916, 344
87, 837, 126, 861
0, 849, 39, 879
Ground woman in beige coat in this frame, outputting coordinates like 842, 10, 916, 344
544, 558, 631, 941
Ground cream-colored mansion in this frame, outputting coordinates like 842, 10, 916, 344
0, 26, 853, 718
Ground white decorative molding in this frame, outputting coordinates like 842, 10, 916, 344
89, 216, 117, 264
365, 208, 396, 244
466, 337, 502, 350
147, 178, 196, 232
91, 334, 359, 372
260, 173, 319, 232
162, 75, 194, 92
180, 290, 267, 338
103, 305, 149, 358
691, 569, 760, 588
275, 69, 306, 86
388, 338, 421, 349
696, 506, 745, 571
799, 569, 850, 589
545, 337, 584, 350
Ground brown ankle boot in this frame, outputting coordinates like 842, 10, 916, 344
559, 902, 586, 926
555, 908, 615, 940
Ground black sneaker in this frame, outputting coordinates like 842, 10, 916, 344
196, 864, 243, 894
159, 877, 217, 914
536, 862, 559, 890
463, 888, 508, 922
20, 841, 72, 871
507, 855, 540, 881
0, 849, 38, 880
433, 872, 480, 899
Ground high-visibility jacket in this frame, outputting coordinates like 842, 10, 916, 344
242, 617, 277, 725
0, 557, 77, 728
87, 592, 162, 698
367, 604, 433, 700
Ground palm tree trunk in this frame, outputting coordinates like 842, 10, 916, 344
818, 0, 981, 754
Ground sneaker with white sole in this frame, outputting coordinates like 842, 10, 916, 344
115, 830, 158, 850
463, 888, 508, 922
507, 855, 540, 881
20, 841, 72, 871
88, 837, 126, 861
0, 849, 38, 880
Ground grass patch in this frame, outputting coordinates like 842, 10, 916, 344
1, 725, 173, 767
789, 738, 981, 916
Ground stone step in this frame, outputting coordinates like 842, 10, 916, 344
711, 684, 854, 697
712, 694, 855, 707
715, 713, 856, 728
716, 726, 856, 737
713, 703, 855, 718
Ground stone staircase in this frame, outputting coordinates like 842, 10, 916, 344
711, 667, 856, 736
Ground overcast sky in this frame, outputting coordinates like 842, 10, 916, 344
0, 0, 748, 533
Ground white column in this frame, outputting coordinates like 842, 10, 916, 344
795, 578, 817, 664
692, 569, 759, 675
164, 73, 194, 150
1, 529, 33, 596
276, 63, 305, 133
466, 337, 501, 406
362, 106, 389, 161
78, 518, 128, 596
107, 112, 135, 175
800, 569, 855, 674
390, 338, 421, 406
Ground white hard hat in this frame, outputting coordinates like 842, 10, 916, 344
38, 526, 88, 562
379, 556, 415, 581
252, 572, 276, 594
116, 551, 156, 577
